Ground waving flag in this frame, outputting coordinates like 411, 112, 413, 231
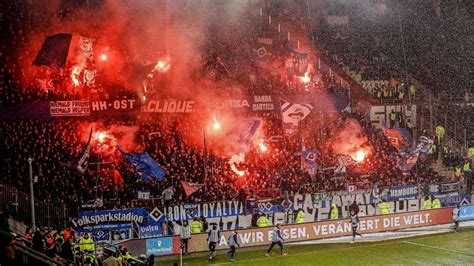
287, 42, 310, 76
239, 119, 261, 145
33, 33, 72, 68
117, 146, 166, 183
72, 128, 92, 175
397, 151, 420, 173
414, 136, 433, 159
280, 99, 313, 136
381, 128, 413, 152
181, 181, 204, 197
334, 154, 357, 174
302, 149, 318, 178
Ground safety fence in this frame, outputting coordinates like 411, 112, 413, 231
0, 183, 69, 229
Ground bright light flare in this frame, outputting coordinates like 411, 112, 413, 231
259, 139, 268, 152
99, 54, 108, 61
354, 150, 366, 162
96, 132, 107, 143
71, 66, 81, 87
231, 164, 245, 176
153, 59, 171, 73
212, 120, 221, 131
300, 72, 311, 83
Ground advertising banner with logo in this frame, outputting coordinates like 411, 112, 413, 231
186, 208, 453, 253
146, 237, 180, 256
458, 205, 474, 221
72, 208, 148, 231
138, 224, 164, 238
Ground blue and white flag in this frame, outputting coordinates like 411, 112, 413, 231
239, 119, 261, 145
397, 151, 420, 173
280, 99, 313, 136
302, 149, 318, 178
72, 128, 92, 175
287, 42, 310, 76
334, 154, 357, 174
413, 136, 433, 159
117, 146, 166, 183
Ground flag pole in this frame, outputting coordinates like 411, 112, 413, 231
203, 130, 207, 189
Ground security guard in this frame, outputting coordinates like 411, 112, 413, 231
409, 84, 416, 100
428, 143, 437, 159
463, 160, 471, 172
82, 249, 95, 265
469, 147, 474, 158
422, 196, 432, 210
431, 196, 442, 209
257, 214, 270, 227
435, 125, 445, 143
79, 233, 95, 252
455, 166, 462, 178
295, 209, 305, 223
379, 200, 391, 214
190, 217, 203, 233
389, 110, 397, 128
330, 203, 339, 220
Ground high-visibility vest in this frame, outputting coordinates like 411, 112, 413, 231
409, 85, 416, 95
79, 237, 95, 252
469, 147, 474, 157
379, 202, 391, 214
330, 205, 339, 219
428, 144, 436, 154
190, 221, 202, 233
390, 112, 396, 121
463, 162, 470, 172
256, 216, 270, 227
455, 167, 462, 177
398, 91, 404, 99
431, 199, 441, 209
435, 126, 445, 138
422, 199, 432, 210
295, 211, 305, 223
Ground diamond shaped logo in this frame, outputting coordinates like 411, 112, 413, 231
149, 207, 164, 222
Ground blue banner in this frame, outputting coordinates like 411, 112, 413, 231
139, 224, 164, 238
387, 184, 419, 201
459, 205, 474, 221
439, 194, 471, 206
117, 145, 166, 183
72, 208, 148, 231
146, 237, 174, 256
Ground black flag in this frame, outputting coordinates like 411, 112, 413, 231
33, 33, 72, 68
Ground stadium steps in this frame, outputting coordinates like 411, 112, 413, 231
430, 159, 455, 180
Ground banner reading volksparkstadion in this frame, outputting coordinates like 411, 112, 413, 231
72, 208, 148, 231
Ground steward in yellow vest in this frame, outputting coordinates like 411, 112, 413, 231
190, 218, 203, 233
295, 209, 305, 223
431, 197, 441, 209
256, 214, 270, 227
330, 203, 339, 220
379, 200, 391, 214
422, 196, 432, 210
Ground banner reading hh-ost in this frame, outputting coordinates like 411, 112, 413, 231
187, 208, 453, 253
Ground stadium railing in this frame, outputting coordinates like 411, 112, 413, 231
0, 183, 69, 229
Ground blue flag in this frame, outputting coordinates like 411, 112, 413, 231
239, 119, 261, 146
33, 33, 72, 68
287, 42, 310, 76
302, 149, 318, 178
117, 146, 166, 183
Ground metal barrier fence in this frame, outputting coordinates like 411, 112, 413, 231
0, 183, 68, 229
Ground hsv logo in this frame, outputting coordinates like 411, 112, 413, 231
149, 207, 164, 222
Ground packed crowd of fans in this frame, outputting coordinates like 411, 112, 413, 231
314, 0, 473, 147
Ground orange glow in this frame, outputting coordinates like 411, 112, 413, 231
71, 66, 81, 87
153, 59, 171, 73
300, 72, 310, 83
231, 164, 245, 176
99, 54, 107, 61
354, 150, 366, 162
212, 120, 221, 131
96, 132, 107, 143
259, 139, 268, 152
